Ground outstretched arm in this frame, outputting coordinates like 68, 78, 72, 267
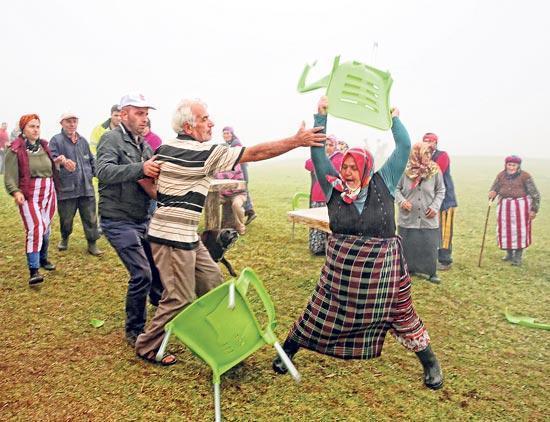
378, 108, 411, 195
311, 96, 338, 199
238, 123, 325, 163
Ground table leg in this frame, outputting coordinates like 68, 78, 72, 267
205, 191, 221, 230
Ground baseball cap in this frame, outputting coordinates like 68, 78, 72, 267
118, 92, 156, 110
59, 112, 79, 123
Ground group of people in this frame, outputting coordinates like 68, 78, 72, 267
2, 93, 541, 391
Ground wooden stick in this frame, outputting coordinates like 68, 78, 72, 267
478, 201, 493, 267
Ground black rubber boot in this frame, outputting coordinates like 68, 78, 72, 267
502, 249, 514, 261
415, 345, 444, 390
29, 268, 44, 286
272, 338, 300, 374
511, 249, 523, 266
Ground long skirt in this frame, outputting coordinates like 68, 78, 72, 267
308, 201, 327, 255
287, 234, 430, 360
18, 177, 57, 253
398, 226, 439, 277
497, 196, 532, 250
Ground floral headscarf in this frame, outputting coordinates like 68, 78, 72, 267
405, 142, 440, 188
326, 147, 374, 204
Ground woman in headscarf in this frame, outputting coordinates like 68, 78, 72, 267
304, 135, 344, 255
395, 142, 445, 283
488, 155, 540, 266
4, 114, 60, 285
273, 97, 444, 390
222, 127, 256, 224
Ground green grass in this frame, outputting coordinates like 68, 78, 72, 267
0, 156, 548, 421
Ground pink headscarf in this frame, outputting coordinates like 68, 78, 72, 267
326, 147, 374, 204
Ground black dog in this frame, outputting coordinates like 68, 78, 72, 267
201, 229, 239, 277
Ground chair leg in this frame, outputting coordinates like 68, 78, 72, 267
214, 382, 222, 422
228, 282, 235, 310
155, 328, 172, 362
274, 341, 301, 383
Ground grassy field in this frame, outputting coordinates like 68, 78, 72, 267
0, 156, 548, 421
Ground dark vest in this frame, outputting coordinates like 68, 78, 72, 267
433, 150, 457, 210
327, 173, 395, 238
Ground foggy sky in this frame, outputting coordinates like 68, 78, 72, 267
3, 0, 549, 161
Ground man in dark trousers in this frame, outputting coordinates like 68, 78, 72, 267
49, 113, 102, 256
423, 132, 458, 270
96, 93, 162, 346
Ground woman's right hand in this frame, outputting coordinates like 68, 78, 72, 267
400, 200, 412, 211
317, 96, 328, 115
13, 191, 25, 206
488, 191, 497, 200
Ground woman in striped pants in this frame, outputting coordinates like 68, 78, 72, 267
4, 114, 60, 285
488, 155, 540, 266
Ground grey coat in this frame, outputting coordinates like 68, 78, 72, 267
96, 125, 153, 222
49, 131, 96, 200
395, 171, 446, 229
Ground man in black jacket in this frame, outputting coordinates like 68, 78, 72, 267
49, 113, 102, 256
96, 93, 162, 347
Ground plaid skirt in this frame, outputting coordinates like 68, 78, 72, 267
287, 233, 429, 359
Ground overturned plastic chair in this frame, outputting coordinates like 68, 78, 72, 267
298, 55, 394, 130
156, 267, 300, 422
291, 192, 310, 239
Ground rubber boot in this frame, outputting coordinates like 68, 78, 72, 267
87, 241, 104, 256
272, 338, 300, 374
58, 237, 69, 251
415, 345, 444, 390
502, 249, 514, 261
511, 249, 523, 266
29, 268, 44, 286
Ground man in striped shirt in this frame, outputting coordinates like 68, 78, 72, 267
135, 98, 326, 365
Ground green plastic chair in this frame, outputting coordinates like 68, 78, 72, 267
298, 56, 393, 130
291, 192, 310, 239
505, 312, 550, 330
156, 268, 300, 422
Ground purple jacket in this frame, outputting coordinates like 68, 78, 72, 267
215, 164, 246, 196
144, 131, 162, 152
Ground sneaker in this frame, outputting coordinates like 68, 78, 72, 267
245, 212, 257, 225
58, 237, 69, 251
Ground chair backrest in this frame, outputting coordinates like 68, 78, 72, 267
292, 192, 310, 210
165, 268, 277, 383
298, 56, 393, 130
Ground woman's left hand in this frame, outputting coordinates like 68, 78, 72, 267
530, 211, 537, 220
425, 208, 437, 219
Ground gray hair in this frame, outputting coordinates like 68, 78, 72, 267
171, 98, 207, 134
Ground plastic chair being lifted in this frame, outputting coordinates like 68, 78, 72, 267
156, 268, 300, 422
298, 56, 394, 130
291, 192, 310, 239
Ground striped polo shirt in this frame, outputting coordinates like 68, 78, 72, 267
147, 134, 244, 249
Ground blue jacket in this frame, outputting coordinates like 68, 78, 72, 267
49, 131, 96, 200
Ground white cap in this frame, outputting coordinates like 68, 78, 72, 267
59, 112, 79, 123
118, 92, 156, 110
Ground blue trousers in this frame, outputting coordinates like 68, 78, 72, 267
26, 228, 51, 269
101, 218, 163, 338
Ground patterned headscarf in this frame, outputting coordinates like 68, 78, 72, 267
405, 142, 440, 188
505, 155, 522, 165
326, 147, 374, 204
422, 132, 438, 147
19, 114, 40, 131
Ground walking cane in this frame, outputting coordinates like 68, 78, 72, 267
478, 200, 494, 267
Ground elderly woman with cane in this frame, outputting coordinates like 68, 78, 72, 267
4, 114, 61, 285
488, 155, 540, 266
273, 97, 444, 390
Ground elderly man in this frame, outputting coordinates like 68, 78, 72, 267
90, 104, 122, 153
422, 133, 458, 270
49, 113, 102, 255
96, 93, 163, 347
134, 98, 325, 365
